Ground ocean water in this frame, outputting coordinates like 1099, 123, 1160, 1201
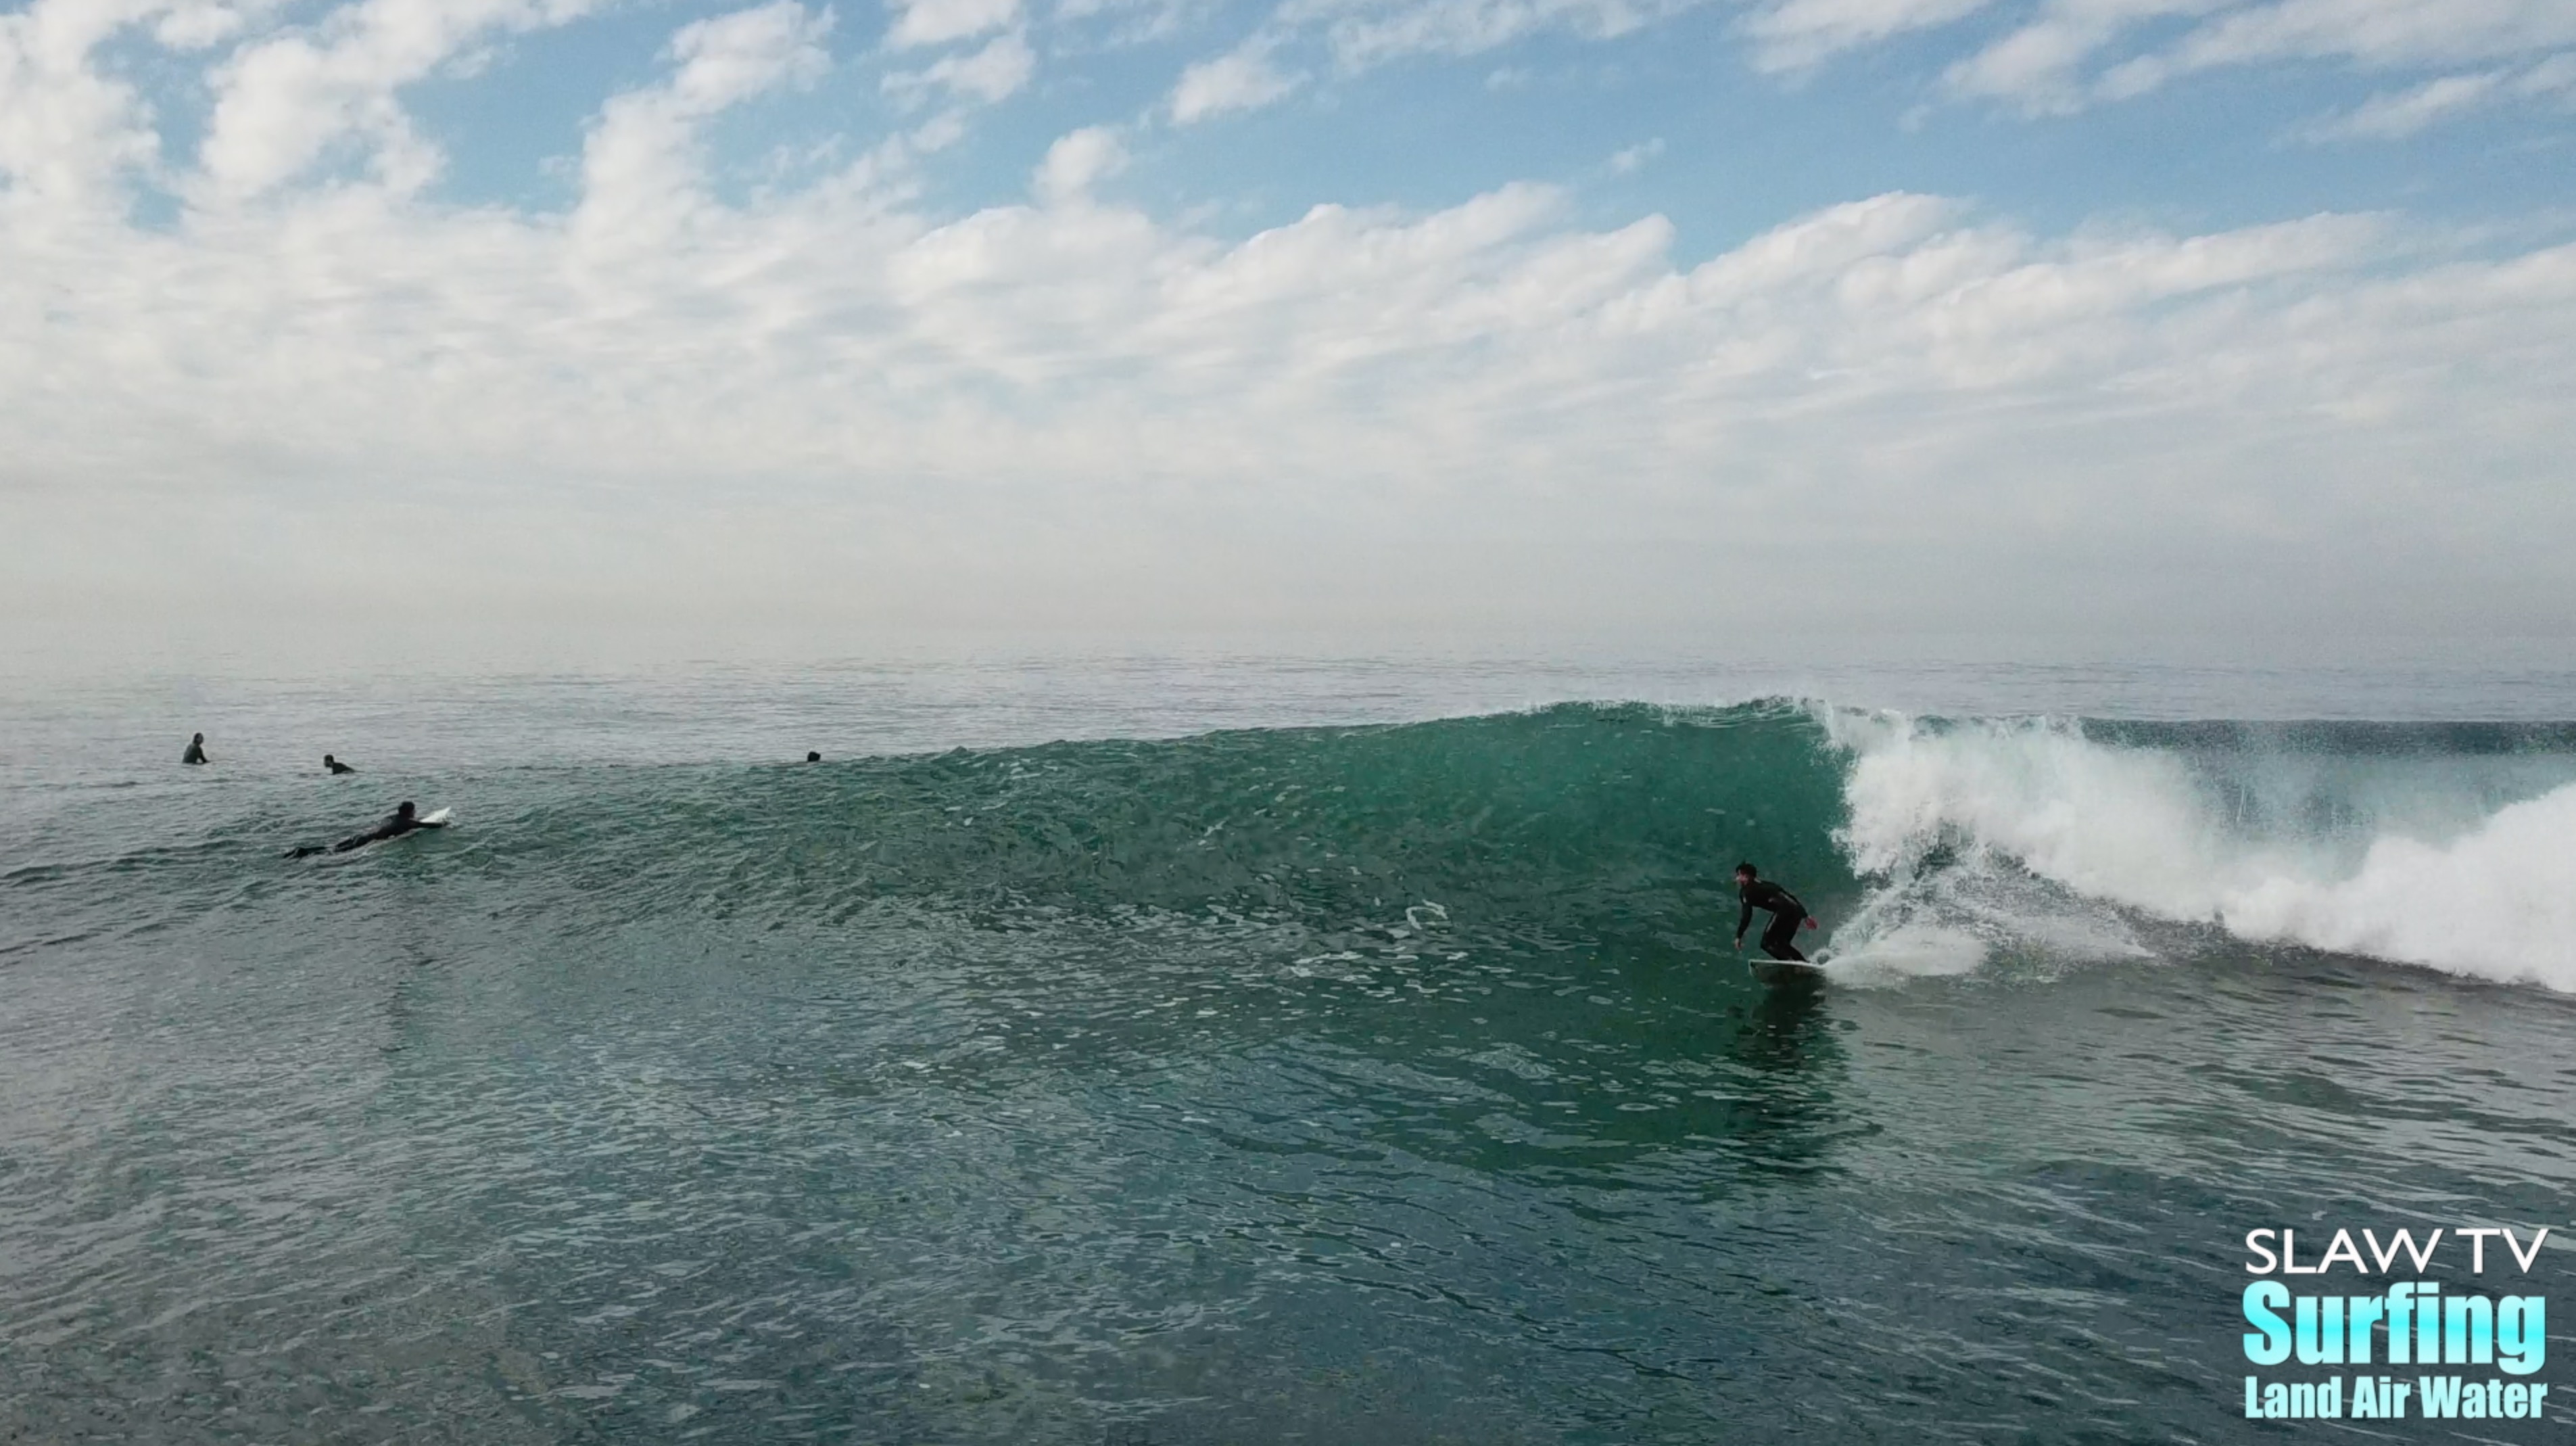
5, 651, 2576, 1443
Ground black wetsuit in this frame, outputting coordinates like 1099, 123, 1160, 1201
287, 810, 442, 858
183, 742, 208, 765
327, 759, 356, 775
1738, 879, 1809, 962
336, 812, 435, 852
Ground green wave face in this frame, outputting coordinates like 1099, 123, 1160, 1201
469, 704, 2576, 991
19, 700, 2576, 989
496, 701, 1858, 950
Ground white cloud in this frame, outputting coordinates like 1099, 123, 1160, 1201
1287, 0, 1703, 70
1032, 123, 1124, 201
0, 0, 181, 210
2293, 51, 2576, 139
1941, 0, 2221, 112
908, 107, 970, 149
886, 28, 1034, 103
199, 0, 606, 200
1106, 0, 2576, 126
1742, 0, 1993, 72
1733, 0, 2576, 116
885, 0, 1017, 48
1607, 136, 1663, 172
2299, 69, 2508, 139
668, 0, 837, 109
2001, 0, 2576, 111
156, 0, 260, 50
3, 1, 2575, 649
2519, 51, 2576, 97
11, 135, 2574, 633
578, 2, 836, 233
2160, 0, 2576, 76
1170, 40, 1301, 122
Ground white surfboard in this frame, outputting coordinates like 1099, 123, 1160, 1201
1748, 957, 1827, 985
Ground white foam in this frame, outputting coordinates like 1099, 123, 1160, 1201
1818, 709, 2576, 989
1819, 923, 1988, 987
2218, 787, 2576, 985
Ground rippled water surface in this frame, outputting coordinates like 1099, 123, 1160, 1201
6, 652, 2575, 1443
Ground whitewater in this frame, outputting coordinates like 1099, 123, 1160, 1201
5, 654, 2575, 1445
1821, 709, 2576, 988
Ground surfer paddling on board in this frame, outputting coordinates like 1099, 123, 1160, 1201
285, 801, 446, 858
1734, 863, 1819, 963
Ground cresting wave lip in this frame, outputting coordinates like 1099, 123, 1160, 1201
1818, 705, 2576, 990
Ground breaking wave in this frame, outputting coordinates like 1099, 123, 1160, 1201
1822, 709, 2576, 988
16, 701, 2576, 992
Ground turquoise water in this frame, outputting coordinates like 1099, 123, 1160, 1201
5, 655, 2576, 1442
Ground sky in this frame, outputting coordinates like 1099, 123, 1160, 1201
3, 0, 2573, 666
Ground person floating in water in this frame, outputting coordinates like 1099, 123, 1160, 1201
1734, 862, 1819, 962
286, 801, 446, 858
182, 732, 209, 765
324, 754, 356, 774
806, 751, 821, 763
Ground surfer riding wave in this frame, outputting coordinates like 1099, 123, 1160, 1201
1735, 862, 1819, 962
